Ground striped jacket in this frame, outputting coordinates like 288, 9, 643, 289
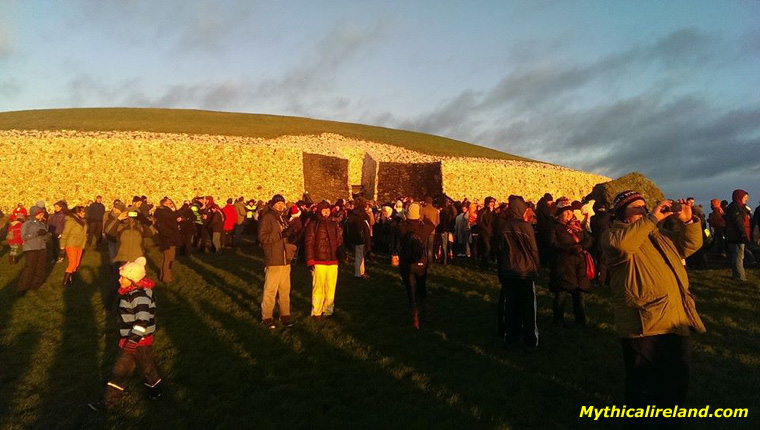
118, 278, 157, 348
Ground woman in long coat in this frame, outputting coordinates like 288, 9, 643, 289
549, 198, 593, 326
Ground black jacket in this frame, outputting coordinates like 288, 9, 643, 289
154, 206, 181, 250
549, 220, 593, 292
495, 201, 540, 281
397, 219, 435, 268
87, 202, 106, 222
345, 207, 372, 249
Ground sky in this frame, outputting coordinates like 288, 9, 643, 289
1, 1, 759, 206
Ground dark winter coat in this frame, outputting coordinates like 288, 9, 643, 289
397, 219, 435, 268
258, 205, 290, 267
153, 206, 181, 250
724, 202, 751, 244
209, 210, 224, 233
549, 220, 593, 292
345, 207, 372, 250
177, 204, 196, 239
304, 213, 343, 266
87, 202, 106, 222
477, 207, 496, 238
495, 200, 540, 282
48, 211, 66, 236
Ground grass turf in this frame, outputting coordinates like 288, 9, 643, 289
0, 240, 757, 430
0, 108, 530, 161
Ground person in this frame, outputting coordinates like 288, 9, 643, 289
707, 198, 726, 255
454, 203, 471, 257
86, 195, 106, 247
17, 207, 49, 295
222, 198, 237, 249
438, 199, 457, 265
105, 200, 153, 311
477, 197, 497, 270
346, 198, 372, 279
233, 196, 247, 246
420, 196, 440, 264
304, 200, 343, 319
549, 198, 592, 327
154, 197, 181, 284
258, 194, 294, 329
495, 196, 540, 349
88, 257, 162, 412
753, 200, 760, 244
177, 200, 197, 257
589, 201, 611, 285
104, 200, 126, 263
60, 206, 88, 286
723, 189, 751, 282
48, 200, 68, 263
602, 190, 705, 427
207, 201, 225, 253
5, 213, 24, 265
535, 193, 555, 264
684, 198, 708, 270
397, 202, 436, 329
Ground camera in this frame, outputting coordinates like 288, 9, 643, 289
662, 200, 682, 213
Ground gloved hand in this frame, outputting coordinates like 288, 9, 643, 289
123, 340, 138, 354
37, 229, 47, 236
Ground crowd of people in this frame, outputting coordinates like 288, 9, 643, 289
1, 188, 757, 417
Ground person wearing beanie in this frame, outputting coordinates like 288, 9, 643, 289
153, 197, 181, 284
536, 193, 556, 265
346, 198, 372, 279
602, 190, 705, 424
723, 189, 750, 281
89, 257, 162, 411
396, 202, 436, 328
549, 197, 593, 327
60, 205, 88, 286
304, 200, 344, 318
495, 195, 540, 349
48, 200, 68, 263
17, 207, 49, 296
258, 194, 294, 329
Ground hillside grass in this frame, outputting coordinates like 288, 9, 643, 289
0, 240, 757, 430
0, 108, 530, 161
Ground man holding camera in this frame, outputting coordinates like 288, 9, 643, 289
603, 190, 705, 427
258, 194, 294, 329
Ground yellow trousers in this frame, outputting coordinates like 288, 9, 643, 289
311, 264, 338, 316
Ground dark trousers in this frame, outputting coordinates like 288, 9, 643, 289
160, 246, 175, 283
19, 249, 47, 293
498, 278, 538, 347
400, 266, 428, 315
193, 224, 208, 251
104, 346, 162, 409
426, 234, 436, 264
553, 291, 586, 325
233, 224, 245, 246
180, 233, 194, 256
479, 234, 492, 270
87, 220, 103, 246
622, 334, 691, 430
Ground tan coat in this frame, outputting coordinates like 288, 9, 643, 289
602, 216, 706, 338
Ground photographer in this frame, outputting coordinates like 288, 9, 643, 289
602, 190, 705, 427
154, 197, 181, 284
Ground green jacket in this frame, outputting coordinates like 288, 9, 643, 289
106, 212, 151, 263
602, 215, 706, 338
60, 215, 87, 249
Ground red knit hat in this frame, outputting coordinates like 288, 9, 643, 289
290, 205, 301, 215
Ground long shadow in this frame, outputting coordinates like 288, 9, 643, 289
0, 327, 41, 426
28, 249, 107, 429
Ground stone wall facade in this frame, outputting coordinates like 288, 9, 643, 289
0, 129, 611, 211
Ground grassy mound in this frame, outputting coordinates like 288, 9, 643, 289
0, 240, 757, 429
0, 108, 531, 161
586, 172, 666, 208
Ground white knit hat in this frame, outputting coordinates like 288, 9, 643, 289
119, 257, 147, 282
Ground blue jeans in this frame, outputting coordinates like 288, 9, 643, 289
728, 243, 746, 281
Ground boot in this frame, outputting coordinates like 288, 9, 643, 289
62, 273, 71, 286
68, 272, 76, 286
412, 310, 420, 329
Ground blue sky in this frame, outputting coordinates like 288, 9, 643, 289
1, 1, 758, 205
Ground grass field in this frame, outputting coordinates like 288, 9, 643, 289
0, 239, 757, 430
0, 108, 531, 161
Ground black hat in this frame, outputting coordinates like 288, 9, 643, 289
270, 194, 286, 205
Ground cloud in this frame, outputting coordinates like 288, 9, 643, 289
384, 27, 757, 201
0, 24, 11, 58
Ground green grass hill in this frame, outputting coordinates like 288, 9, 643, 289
0, 108, 532, 161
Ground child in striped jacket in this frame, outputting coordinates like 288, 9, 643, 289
89, 257, 162, 411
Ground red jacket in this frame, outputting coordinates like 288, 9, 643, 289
222, 204, 237, 231
6, 220, 23, 245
